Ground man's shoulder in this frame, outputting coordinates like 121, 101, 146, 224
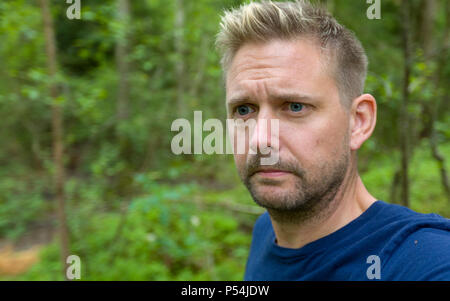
375, 201, 450, 228
376, 201, 450, 252
383, 227, 450, 280
378, 204, 450, 280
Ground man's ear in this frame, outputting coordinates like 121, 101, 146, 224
349, 94, 377, 150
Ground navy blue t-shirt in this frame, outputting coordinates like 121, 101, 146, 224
244, 200, 450, 280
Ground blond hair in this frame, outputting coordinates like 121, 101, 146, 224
215, 0, 368, 106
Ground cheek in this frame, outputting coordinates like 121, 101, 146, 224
281, 121, 345, 164
233, 154, 247, 170
280, 126, 316, 164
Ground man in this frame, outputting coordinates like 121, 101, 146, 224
215, 0, 450, 280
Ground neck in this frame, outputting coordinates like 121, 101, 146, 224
269, 165, 377, 249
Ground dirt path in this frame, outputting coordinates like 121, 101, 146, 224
0, 222, 55, 277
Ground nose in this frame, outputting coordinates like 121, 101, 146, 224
249, 110, 279, 156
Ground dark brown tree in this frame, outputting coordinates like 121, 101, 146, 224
39, 0, 71, 279
400, 0, 412, 208
419, 0, 450, 201
116, 0, 130, 124
175, 0, 186, 117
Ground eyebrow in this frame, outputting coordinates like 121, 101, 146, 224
227, 92, 316, 108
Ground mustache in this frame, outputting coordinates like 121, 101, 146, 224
245, 154, 305, 179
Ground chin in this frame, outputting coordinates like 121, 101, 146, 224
250, 182, 299, 205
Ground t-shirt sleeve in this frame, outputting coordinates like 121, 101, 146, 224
384, 227, 450, 280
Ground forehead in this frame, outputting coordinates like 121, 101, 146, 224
226, 38, 332, 101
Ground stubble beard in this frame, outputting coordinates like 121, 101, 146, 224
239, 147, 350, 225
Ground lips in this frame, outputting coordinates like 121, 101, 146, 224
253, 169, 291, 177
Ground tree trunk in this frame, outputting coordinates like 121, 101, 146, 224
431, 0, 450, 202
189, 36, 208, 99
390, 169, 401, 204
116, 0, 130, 124
430, 124, 450, 200
174, 0, 186, 117
39, 0, 71, 280
428, 0, 450, 201
419, 0, 436, 58
419, 0, 450, 201
400, 0, 412, 208
114, 0, 135, 200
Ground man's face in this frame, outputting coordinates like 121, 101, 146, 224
226, 38, 351, 212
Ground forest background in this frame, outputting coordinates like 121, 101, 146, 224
0, 0, 448, 280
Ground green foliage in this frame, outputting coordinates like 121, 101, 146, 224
361, 141, 450, 217
0, 169, 50, 240
9, 182, 252, 280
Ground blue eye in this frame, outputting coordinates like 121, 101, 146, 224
236, 105, 252, 116
289, 102, 304, 112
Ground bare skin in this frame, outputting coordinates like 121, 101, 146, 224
226, 38, 378, 249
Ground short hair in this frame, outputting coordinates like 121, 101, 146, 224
215, 0, 368, 107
